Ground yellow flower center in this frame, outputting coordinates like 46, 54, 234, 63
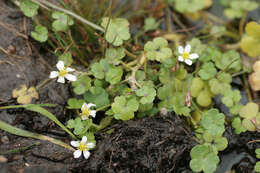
182, 52, 190, 60
78, 142, 88, 152
58, 68, 68, 77
81, 107, 90, 119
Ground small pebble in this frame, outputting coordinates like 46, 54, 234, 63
1, 136, 9, 144
7, 45, 16, 54
0, 155, 8, 163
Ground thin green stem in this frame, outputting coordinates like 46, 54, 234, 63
3, 142, 41, 154
0, 104, 56, 110
32, 0, 104, 32
96, 104, 111, 112
0, 120, 75, 151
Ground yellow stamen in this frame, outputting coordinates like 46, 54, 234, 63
182, 52, 190, 60
58, 68, 68, 77
81, 107, 90, 119
79, 143, 88, 152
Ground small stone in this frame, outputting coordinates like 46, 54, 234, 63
1, 136, 9, 144
7, 45, 16, 54
0, 155, 7, 163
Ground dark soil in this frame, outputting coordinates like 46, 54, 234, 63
1, 1, 260, 173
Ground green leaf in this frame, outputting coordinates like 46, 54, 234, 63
72, 75, 91, 95
200, 109, 225, 136
209, 78, 222, 95
242, 118, 256, 131
210, 26, 226, 38
59, 52, 73, 66
136, 86, 156, 104
67, 98, 85, 109
90, 59, 109, 79
112, 96, 139, 120
245, 21, 260, 38
21, 0, 39, 18
213, 50, 242, 73
171, 0, 206, 13
230, 104, 243, 115
52, 12, 74, 31
221, 96, 234, 107
214, 137, 228, 151
256, 149, 260, 159
254, 161, 260, 172
241, 22, 260, 57
190, 77, 205, 97
157, 84, 175, 109
144, 17, 159, 32
239, 102, 259, 119
217, 72, 232, 84
144, 37, 172, 62
31, 25, 48, 42
105, 66, 123, 85
190, 144, 219, 173
101, 17, 130, 46
232, 117, 247, 134
105, 47, 125, 65
188, 38, 207, 56
67, 117, 92, 136
136, 70, 146, 82
199, 46, 222, 63
223, 0, 258, 19
172, 92, 190, 116
84, 87, 110, 108
198, 62, 217, 80
196, 89, 212, 107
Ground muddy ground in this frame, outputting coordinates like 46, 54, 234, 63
1, 1, 260, 173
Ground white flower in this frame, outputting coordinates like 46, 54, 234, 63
80, 103, 96, 120
49, 60, 77, 83
70, 136, 95, 159
178, 44, 199, 66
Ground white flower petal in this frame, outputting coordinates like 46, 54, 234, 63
185, 59, 193, 66
57, 77, 65, 83
189, 53, 199, 59
178, 46, 184, 54
81, 103, 88, 111
49, 71, 59, 78
70, 141, 79, 147
178, 56, 184, 62
81, 136, 87, 143
184, 44, 191, 53
73, 150, 82, 158
65, 74, 77, 81
87, 103, 96, 108
56, 61, 65, 70
66, 67, 75, 72
81, 116, 88, 120
90, 110, 96, 118
83, 150, 90, 159
88, 142, 95, 149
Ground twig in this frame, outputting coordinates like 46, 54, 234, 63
23, 18, 33, 56
32, 0, 105, 32
0, 46, 29, 59
243, 73, 253, 102
3, 142, 41, 154
124, 49, 137, 59
171, 12, 190, 35
0, 21, 28, 39
239, 12, 247, 37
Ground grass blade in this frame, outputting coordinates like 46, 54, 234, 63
0, 120, 75, 151
25, 105, 77, 139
